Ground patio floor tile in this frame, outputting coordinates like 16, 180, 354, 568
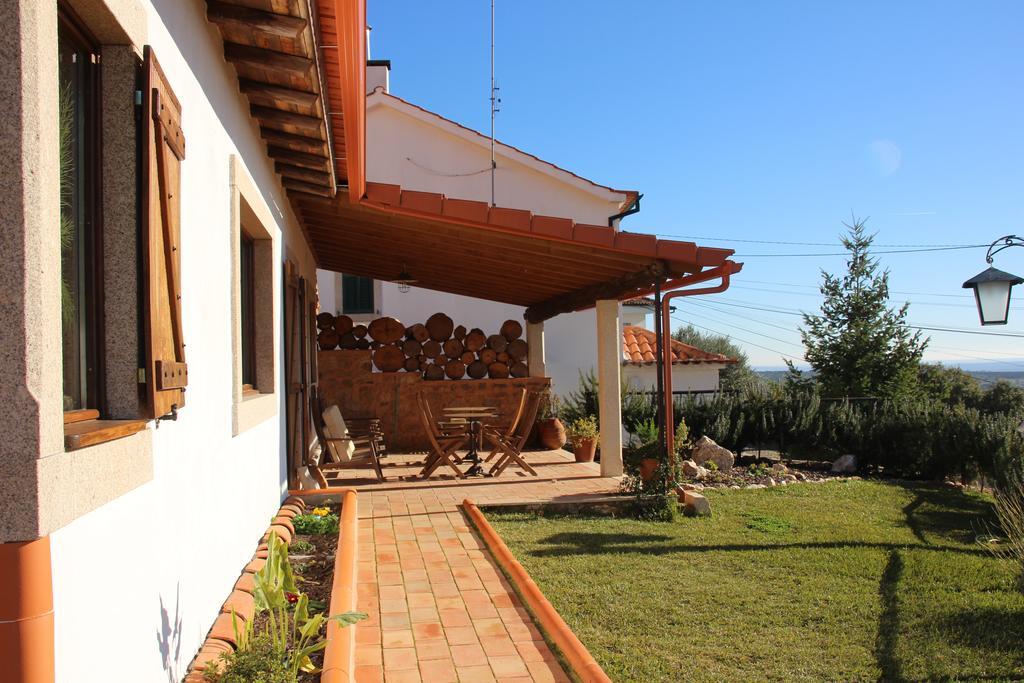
330, 449, 617, 683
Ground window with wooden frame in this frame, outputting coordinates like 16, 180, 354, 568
58, 7, 102, 417
230, 156, 277, 435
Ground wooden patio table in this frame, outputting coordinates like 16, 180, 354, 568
441, 406, 498, 477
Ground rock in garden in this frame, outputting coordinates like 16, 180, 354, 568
691, 436, 735, 472
793, 472, 807, 481
681, 459, 701, 477
766, 478, 777, 487
683, 490, 711, 516
831, 454, 857, 473
771, 463, 789, 476
746, 484, 766, 489
680, 482, 704, 491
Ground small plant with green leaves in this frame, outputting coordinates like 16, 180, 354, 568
289, 539, 315, 555
292, 507, 339, 535
567, 415, 599, 446
748, 462, 770, 478
206, 534, 365, 681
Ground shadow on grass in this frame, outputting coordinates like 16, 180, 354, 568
874, 550, 904, 682
527, 535, 991, 559
932, 607, 1024, 653
895, 483, 997, 547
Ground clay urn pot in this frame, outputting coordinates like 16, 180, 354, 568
572, 438, 598, 463
639, 458, 661, 482
537, 417, 567, 450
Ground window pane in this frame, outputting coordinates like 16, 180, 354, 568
58, 20, 92, 411
240, 236, 255, 387
342, 274, 374, 314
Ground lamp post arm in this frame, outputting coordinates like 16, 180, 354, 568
985, 235, 1024, 264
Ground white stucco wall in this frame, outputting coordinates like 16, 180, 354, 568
316, 87, 634, 396
48, 1, 316, 680
622, 363, 727, 393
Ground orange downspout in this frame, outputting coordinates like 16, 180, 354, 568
661, 267, 738, 471
0, 537, 55, 683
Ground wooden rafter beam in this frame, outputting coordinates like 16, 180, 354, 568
266, 146, 331, 171
524, 261, 668, 323
223, 43, 313, 78
207, 1, 308, 39
283, 178, 334, 197
260, 128, 328, 155
275, 162, 331, 186
251, 104, 324, 135
239, 79, 319, 110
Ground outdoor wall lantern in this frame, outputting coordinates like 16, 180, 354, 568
962, 235, 1024, 325
394, 265, 417, 294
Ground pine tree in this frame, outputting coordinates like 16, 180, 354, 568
798, 218, 928, 399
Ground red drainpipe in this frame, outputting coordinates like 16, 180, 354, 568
660, 266, 738, 472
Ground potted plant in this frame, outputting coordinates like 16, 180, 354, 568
567, 415, 599, 463
536, 392, 567, 450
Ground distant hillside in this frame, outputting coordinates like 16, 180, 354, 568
754, 369, 1024, 388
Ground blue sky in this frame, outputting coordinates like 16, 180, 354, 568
367, 1, 1024, 369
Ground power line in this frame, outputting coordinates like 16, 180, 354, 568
735, 245, 986, 258
670, 314, 804, 362
656, 234, 984, 248
737, 278, 985, 300
673, 307, 805, 349
688, 299, 804, 336
692, 298, 1024, 338
727, 284, 1023, 310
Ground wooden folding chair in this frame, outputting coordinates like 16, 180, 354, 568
308, 387, 386, 485
488, 391, 543, 476
483, 388, 528, 462
416, 391, 469, 479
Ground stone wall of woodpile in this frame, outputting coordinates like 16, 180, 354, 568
315, 312, 529, 380
317, 350, 550, 451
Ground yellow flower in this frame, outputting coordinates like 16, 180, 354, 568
311, 506, 330, 517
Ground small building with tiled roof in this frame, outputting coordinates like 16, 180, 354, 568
620, 307, 736, 394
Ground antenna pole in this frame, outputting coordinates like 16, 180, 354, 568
490, 0, 496, 206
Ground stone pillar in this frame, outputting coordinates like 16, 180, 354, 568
595, 300, 623, 476
526, 321, 546, 378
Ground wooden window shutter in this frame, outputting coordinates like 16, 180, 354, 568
140, 46, 187, 419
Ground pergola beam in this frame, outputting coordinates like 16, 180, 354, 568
523, 261, 667, 323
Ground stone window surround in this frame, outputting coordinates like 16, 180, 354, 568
230, 156, 279, 436
0, 0, 152, 542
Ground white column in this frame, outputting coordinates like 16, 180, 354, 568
595, 300, 623, 476
526, 321, 546, 378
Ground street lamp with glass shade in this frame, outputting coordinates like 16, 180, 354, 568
962, 266, 1024, 325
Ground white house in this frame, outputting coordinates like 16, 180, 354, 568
317, 49, 642, 397
620, 298, 736, 393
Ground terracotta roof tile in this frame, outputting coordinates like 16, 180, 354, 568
361, 182, 735, 271
622, 325, 737, 366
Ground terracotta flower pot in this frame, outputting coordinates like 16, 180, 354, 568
572, 438, 598, 463
639, 458, 660, 482
537, 418, 567, 450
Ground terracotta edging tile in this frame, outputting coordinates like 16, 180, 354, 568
185, 498, 305, 679
322, 489, 360, 683
460, 499, 611, 683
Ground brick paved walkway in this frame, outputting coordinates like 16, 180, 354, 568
324, 449, 620, 683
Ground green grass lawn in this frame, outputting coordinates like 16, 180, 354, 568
486, 481, 1024, 682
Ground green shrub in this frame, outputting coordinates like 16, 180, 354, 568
204, 634, 293, 683
674, 384, 1024, 482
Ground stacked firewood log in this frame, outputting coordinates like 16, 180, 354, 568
316, 312, 529, 380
